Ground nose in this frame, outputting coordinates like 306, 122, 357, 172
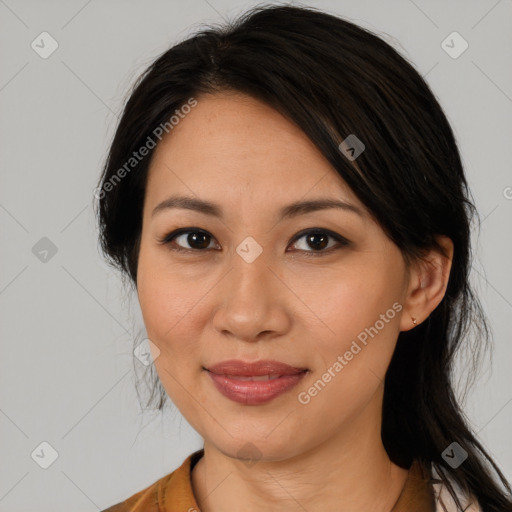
211, 251, 292, 343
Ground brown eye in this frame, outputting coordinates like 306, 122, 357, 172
159, 227, 350, 256
160, 229, 218, 252
302, 232, 330, 250
178, 231, 212, 250
288, 229, 350, 256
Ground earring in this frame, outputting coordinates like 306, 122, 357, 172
412, 317, 417, 325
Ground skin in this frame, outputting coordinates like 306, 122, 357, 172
136, 91, 454, 512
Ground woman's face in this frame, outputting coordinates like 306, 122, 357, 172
137, 91, 413, 460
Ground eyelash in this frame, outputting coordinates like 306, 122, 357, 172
157, 227, 350, 257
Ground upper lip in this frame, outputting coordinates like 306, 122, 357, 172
205, 359, 308, 377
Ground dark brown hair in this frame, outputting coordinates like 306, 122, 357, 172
94, 4, 512, 510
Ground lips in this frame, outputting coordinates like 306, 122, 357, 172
205, 359, 307, 377
204, 359, 308, 405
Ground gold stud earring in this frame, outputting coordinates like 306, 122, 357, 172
412, 317, 417, 325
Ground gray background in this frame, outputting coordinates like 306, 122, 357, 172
1, 0, 511, 510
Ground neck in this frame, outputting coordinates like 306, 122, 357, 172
191, 391, 409, 512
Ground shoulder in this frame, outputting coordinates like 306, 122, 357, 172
100, 448, 204, 512
100, 472, 172, 512
430, 467, 482, 512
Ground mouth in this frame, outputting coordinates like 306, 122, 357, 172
203, 359, 309, 405
204, 359, 308, 377
216, 374, 284, 381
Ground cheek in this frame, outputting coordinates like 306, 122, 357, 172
297, 262, 404, 398
295, 303, 402, 432
136, 243, 216, 400
137, 256, 206, 413
294, 258, 403, 342
137, 244, 198, 340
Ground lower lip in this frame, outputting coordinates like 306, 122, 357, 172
206, 370, 307, 405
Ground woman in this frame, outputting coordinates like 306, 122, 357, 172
95, 4, 512, 511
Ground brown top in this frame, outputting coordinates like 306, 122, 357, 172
101, 449, 436, 512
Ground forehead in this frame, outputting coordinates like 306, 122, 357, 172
145, 92, 363, 209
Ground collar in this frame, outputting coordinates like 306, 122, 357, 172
161, 449, 435, 512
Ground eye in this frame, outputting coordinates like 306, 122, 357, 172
158, 228, 350, 256
288, 228, 350, 256
158, 228, 218, 253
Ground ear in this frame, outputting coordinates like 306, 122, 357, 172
399, 235, 454, 332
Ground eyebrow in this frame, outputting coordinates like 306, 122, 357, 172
151, 195, 365, 220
